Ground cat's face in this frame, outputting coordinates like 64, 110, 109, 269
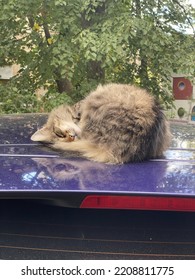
31, 107, 81, 143
31, 120, 79, 143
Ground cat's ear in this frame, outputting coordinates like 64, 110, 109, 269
31, 127, 52, 143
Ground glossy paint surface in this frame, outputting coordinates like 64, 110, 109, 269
0, 114, 195, 198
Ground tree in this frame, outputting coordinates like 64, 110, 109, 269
0, 0, 194, 113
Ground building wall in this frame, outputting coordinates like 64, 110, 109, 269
173, 77, 193, 100
0, 65, 20, 80
170, 75, 195, 122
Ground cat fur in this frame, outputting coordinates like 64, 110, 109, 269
31, 83, 171, 164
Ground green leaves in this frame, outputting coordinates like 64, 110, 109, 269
0, 0, 194, 113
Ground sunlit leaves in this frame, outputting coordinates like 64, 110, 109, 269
0, 0, 194, 113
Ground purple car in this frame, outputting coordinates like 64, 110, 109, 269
0, 114, 195, 212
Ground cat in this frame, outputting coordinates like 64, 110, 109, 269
31, 83, 171, 164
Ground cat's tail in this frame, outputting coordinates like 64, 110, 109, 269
51, 140, 119, 164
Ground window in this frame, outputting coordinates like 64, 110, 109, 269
177, 107, 185, 118
178, 81, 185, 91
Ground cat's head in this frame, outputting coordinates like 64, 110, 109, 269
31, 104, 81, 143
31, 122, 78, 143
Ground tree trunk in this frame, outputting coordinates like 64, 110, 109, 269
81, 3, 105, 83
87, 60, 105, 82
55, 77, 73, 94
134, 0, 149, 88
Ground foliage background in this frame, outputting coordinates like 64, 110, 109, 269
0, 0, 194, 113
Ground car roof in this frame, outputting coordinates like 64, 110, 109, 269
0, 114, 195, 209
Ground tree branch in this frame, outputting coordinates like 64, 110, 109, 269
172, 0, 195, 36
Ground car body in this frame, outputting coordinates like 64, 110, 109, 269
0, 113, 195, 211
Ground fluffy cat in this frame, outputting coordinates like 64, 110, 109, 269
31, 83, 171, 164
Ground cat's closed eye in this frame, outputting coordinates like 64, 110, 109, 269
53, 127, 66, 138
53, 126, 77, 142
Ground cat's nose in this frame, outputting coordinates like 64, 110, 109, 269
68, 133, 76, 142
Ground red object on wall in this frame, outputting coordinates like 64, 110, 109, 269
173, 77, 193, 100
